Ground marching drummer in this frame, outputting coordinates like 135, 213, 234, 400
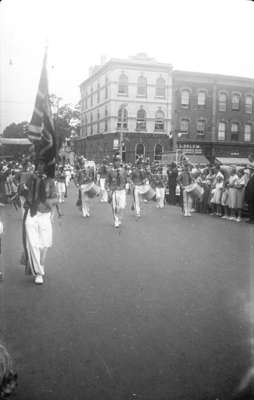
177, 162, 193, 217
106, 154, 127, 228
151, 166, 166, 209
131, 156, 152, 218
75, 162, 95, 218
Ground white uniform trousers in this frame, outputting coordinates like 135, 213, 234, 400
100, 178, 108, 202
155, 187, 165, 208
25, 210, 52, 276
134, 184, 150, 216
112, 189, 126, 225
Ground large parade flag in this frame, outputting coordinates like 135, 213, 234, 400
27, 49, 56, 177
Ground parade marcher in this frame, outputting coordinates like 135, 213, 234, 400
106, 154, 127, 228
131, 157, 153, 217
152, 166, 166, 209
167, 162, 178, 205
177, 162, 193, 217
55, 165, 66, 204
211, 165, 224, 216
74, 162, 97, 218
98, 159, 108, 203
20, 158, 59, 285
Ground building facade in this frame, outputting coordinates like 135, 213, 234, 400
78, 54, 173, 163
173, 70, 254, 164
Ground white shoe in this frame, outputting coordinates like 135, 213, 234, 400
114, 221, 120, 228
34, 275, 43, 285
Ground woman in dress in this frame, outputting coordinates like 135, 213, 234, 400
235, 168, 248, 222
228, 167, 238, 220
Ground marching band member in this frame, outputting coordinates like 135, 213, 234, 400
177, 162, 193, 217
75, 163, 95, 218
106, 154, 127, 228
152, 166, 166, 209
99, 159, 108, 203
55, 165, 66, 204
20, 158, 59, 285
131, 157, 151, 217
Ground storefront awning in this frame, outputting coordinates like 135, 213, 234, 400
215, 157, 250, 165
0, 138, 32, 146
184, 154, 210, 165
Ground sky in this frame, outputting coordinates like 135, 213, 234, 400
1, 0, 254, 132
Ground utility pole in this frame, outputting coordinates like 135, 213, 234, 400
119, 103, 127, 162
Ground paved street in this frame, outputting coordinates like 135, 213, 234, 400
0, 184, 253, 400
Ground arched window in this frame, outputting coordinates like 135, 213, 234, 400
117, 107, 128, 129
118, 73, 128, 95
90, 87, 93, 107
218, 92, 227, 112
137, 76, 147, 96
154, 144, 163, 161
155, 77, 165, 97
135, 143, 145, 159
181, 90, 190, 108
197, 119, 205, 135
231, 122, 239, 141
232, 93, 240, 111
104, 107, 108, 132
136, 108, 146, 130
154, 110, 165, 131
122, 143, 126, 163
245, 95, 253, 114
180, 119, 189, 134
97, 83, 100, 103
90, 113, 93, 135
97, 111, 100, 133
105, 77, 108, 99
197, 91, 206, 106
244, 124, 252, 142
218, 122, 226, 141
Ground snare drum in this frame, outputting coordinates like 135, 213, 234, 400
185, 183, 204, 199
82, 182, 101, 198
142, 186, 156, 201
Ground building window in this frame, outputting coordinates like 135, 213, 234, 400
90, 87, 93, 107
135, 143, 145, 160
105, 77, 108, 99
117, 107, 128, 129
97, 111, 100, 133
155, 77, 165, 97
137, 76, 147, 97
136, 108, 146, 130
84, 115, 88, 136
97, 83, 100, 103
90, 113, 93, 135
154, 144, 163, 161
197, 91, 206, 106
180, 119, 189, 134
181, 90, 190, 108
231, 93, 240, 111
244, 124, 252, 142
231, 122, 239, 141
218, 92, 227, 112
118, 73, 128, 95
245, 95, 253, 114
154, 110, 164, 131
197, 119, 205, 135
104, 107, 108, 132
218, 122, 226, 141
84, 92, 88, 109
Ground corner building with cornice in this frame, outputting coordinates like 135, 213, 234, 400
77, 54, 173, 163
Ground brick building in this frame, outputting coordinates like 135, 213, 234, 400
76, 54, 173, 163
173, 70, 254, 165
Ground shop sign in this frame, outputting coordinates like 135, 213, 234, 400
177, 143, 202, 154
113, 139, 119, 149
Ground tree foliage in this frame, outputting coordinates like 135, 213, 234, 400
49, 95, 81, 149
2, 121, 28, 138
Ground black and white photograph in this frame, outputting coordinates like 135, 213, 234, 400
1, 0, 254, 398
